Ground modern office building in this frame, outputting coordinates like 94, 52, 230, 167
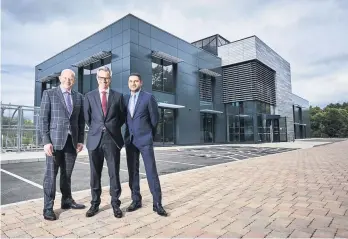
34, 14, 310, 145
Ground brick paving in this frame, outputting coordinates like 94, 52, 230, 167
1, 140, 348, 238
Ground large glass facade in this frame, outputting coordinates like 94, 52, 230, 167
152, 57, 174, 93
228, 115, 254, 142
154, 108, 175, 144
256, 115, 284, 142
227, 100, 286, 143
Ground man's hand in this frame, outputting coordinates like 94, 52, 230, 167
44, 143, 53, 156
76, 143, 84, 153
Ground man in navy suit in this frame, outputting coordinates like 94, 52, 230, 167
124, 73, 167, 216
84, 66, 125, 218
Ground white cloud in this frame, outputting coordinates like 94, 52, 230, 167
1, 0, 347, 107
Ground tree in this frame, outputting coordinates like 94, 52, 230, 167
310, 102, 348, 138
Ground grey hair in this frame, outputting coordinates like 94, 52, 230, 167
96, 66, 112, 78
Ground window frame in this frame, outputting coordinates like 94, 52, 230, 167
151, 57, 175, 94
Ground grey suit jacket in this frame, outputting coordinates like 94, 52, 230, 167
39, 87, 85, 150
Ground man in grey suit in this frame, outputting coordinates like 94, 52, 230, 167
84, 66, 125, 218
39, 69, 85, 221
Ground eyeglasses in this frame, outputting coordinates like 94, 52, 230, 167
98, 77, 110, 81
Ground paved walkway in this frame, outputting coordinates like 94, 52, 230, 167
1, 140, 348, 238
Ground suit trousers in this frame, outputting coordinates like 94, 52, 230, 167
88, 131, 121, 207
126, 143, 162, 204
43, 135, 77, 210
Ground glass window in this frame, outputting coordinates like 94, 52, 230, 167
152, 61, 163, 91
228, 114, 254, 143
151, 57, 174, 93
80, 56, 112, 94
163, 61, 174, 93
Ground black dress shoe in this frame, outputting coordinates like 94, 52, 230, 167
86, 205, 99, 217
43, 209, 57, 221
61, 199, 86, 209
153, 203, 168, 217
113, 206, 123, 218
126, 201, 142, 212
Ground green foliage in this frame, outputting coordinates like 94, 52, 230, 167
310, 102, 348, 138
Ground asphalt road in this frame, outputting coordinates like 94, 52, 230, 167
1, 146, 295, 206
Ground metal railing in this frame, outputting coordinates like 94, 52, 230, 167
0, 103, 90, 153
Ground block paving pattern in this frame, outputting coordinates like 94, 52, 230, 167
1, 141, 348, 238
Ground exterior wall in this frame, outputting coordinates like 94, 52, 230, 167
35, 14, 223, 145
218, 36, 294, 141
254, 37, 294, 141
127, 15, 222, 145
292, 93, 311, 138
292, 93, 309, 108
35, 15, 132, 106
34, 14, 309, 144
218, 37, 256, 66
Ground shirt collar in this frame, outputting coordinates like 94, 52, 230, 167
131, 89, 141, 97
99, 88, 110, 94
60, 85, 71, 94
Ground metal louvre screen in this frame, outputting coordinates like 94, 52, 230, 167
199, 75, 213, 102
222, 60, 276, 105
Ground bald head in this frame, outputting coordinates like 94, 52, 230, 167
59, 69, 75, 90
61, 69, 75, 77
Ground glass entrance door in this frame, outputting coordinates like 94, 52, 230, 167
200, 113, 214, 143
272, 119, 280, 142
154, 108, 175, 145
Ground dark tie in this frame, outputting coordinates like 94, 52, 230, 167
101, 91, 107, 116
64, 92, 73, 116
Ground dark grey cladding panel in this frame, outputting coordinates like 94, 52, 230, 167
222, 61, 276, 105
150, 26, 178, 48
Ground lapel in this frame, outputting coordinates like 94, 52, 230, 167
93, 89, 104, 118
105, 89, 115, 118
56, 87, 69, 117
132, 90, 143, 117
126, 94, 131, 117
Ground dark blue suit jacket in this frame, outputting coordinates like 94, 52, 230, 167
84, 89, 125, 150
123, 90, 159, 148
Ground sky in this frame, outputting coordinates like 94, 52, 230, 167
1, 0, 348, 108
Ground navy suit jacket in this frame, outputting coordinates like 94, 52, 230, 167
84, 89, 125, 150
123, 90, 159, 148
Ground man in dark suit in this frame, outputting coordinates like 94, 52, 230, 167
39, 69, 86, 221
124, 73, 167, 216
84, 66, 125, 218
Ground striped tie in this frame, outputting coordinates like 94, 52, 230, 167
64, 92, 73, 116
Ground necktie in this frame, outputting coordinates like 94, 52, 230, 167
101, 91, 107, 116
64, 92, 73, 116
130, 94, 136, 117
